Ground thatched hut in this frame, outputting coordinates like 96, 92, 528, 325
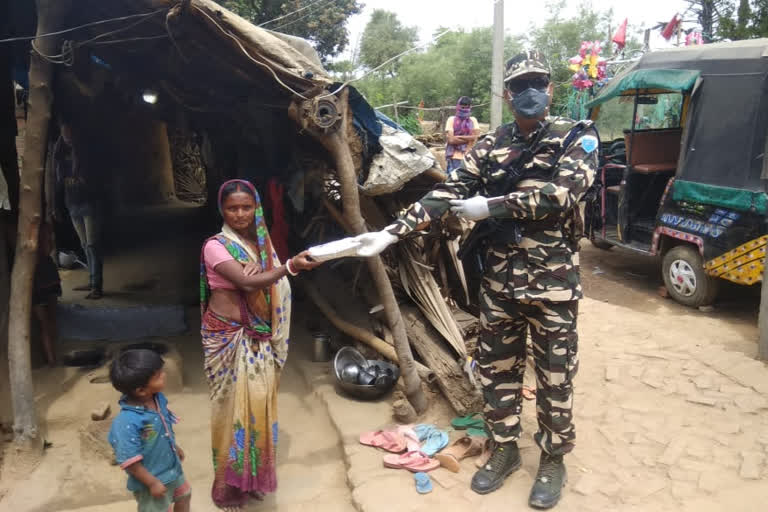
0, 0, 478, 457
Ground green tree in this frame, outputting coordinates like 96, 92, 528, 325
527, 1, 615, 115
355, 27, 520, 123
213, 0, 363, 61
719, 0, 768, 39
358, 10, 418, 75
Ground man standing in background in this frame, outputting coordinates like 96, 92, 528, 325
444, 96, 480, 172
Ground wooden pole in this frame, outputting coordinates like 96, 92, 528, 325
393, 95, 399, 125
7, 0, 71, 459
289, 91, 427, 414
490, 0, 504, 130
759, 269, 768, 361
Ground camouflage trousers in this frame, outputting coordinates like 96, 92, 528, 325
477, 286, 579, 456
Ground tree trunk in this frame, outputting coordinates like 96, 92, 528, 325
401, 306, 483, 415
289, 91, 427, 414
7, 0, 71, 458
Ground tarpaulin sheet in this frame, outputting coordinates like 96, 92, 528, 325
586, 69, 700, 108
672, 180, 768, 214
361, 124, 437, 196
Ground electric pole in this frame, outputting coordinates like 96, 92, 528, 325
490, 0, 504, 130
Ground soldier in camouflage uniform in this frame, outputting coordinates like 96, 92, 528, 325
352, 50, 599, 509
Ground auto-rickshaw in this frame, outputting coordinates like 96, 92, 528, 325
585, 39, 768, 307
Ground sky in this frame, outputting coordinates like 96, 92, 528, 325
342, 0, 693, 61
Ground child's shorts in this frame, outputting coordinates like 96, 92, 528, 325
134, 474, 191, 512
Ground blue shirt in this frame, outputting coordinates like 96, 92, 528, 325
108, 392, 182, 492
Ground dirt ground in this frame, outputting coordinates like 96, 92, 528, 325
1, 234, 767, 511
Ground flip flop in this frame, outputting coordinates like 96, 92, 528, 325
435, 435, 485, 473
451, 412, 484, 430
414, 424, 450, 457
466, 427, 488, 438
383, 451, 440, 473
397, 425, 421, 452
359, 430, 407, 453
475, 438, 493, 469
414, 472, 433, 494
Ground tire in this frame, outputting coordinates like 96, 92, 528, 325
591, 238, 614, 251
662, 245, 719, 308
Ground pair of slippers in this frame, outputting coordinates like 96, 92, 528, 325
360, 424, 449, 473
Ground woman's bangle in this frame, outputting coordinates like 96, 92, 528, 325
286, 258, 299, 276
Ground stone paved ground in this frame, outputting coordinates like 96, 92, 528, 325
2, 244, 766, 511
300, 245, 768, 512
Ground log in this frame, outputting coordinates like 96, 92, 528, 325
289, 90, 427, 414
401, 305, 483, 416
302, 279, 398, 362
8, 0, 72, 461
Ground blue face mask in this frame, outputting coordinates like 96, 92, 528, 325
511, 88, 550, 119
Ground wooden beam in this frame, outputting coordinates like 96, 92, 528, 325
7, 0, 72, 463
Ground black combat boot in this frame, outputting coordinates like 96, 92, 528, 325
529, 451, 567, 509
470, 441, 522, 494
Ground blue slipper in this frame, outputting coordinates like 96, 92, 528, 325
414, 472, 433, 494
414, 424, 449, 457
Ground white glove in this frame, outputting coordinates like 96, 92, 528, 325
449, 196, 491, 221
354, 230, 398, 257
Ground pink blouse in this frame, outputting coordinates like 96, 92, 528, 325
203, 240, 237, 290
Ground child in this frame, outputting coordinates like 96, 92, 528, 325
108, 349, 191, 512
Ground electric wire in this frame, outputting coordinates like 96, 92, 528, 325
191, 4, 310, 100
0, 9, 167, 44
319, 29, 453, 99
258, 0, 334, 27
269, 0, 341, 32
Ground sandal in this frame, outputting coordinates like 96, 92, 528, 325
435, 435, 485, 473
383, 451, 440, 473
474, 438, 493, 468
451, 412, 484, 431
359, 430, 407, 453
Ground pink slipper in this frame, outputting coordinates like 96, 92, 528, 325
396, 425, 421, 452
383, 451, 440, 473
359, 430, 407, 453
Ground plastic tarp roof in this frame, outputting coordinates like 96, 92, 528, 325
585, 69, 700, 108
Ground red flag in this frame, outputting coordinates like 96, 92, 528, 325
612, 18, 628, 49
661, 13, 680, 40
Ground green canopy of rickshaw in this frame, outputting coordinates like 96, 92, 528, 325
585, 68, 701, 108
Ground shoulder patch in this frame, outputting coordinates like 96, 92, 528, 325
580, 135, 598, 154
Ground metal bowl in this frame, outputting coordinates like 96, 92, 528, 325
333, 346, 369, 381
334, 356, 400, 400
340, 363, 361, 383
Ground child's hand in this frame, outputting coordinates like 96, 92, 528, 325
176, 445, 185, 462
150, 481, 167, 498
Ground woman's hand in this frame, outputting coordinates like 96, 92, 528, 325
291, 251, 322, 272
242, 262, 261, 277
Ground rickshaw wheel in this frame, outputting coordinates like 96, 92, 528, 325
662, 245, 719, 308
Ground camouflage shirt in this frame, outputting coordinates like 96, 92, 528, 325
386, 117, 599, 302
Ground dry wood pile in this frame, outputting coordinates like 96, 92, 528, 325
299, 163, 483, 415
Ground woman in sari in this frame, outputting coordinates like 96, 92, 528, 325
200, 179, 320, 510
